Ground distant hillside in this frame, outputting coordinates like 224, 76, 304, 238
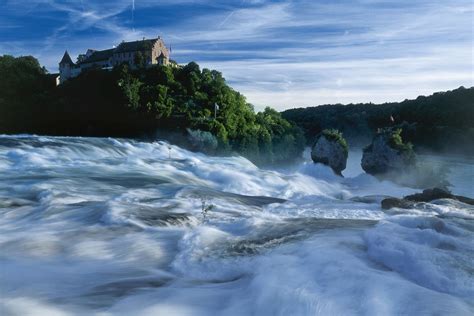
282, 87, 474, 155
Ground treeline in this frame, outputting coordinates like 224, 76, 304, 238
282, 87, 474, 154
0, 55, 304, 164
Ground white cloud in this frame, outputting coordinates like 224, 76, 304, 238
2, 0, 472, 110
199, 44, 473, 110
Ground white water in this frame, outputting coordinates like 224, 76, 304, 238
0, 135, 473, 316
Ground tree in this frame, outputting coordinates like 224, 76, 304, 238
0, 57, 307, 164
134, 51, 145, 68
117, 66, 143, 109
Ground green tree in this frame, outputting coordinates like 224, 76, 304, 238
134, 51, 146, 69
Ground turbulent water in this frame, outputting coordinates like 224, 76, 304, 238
0, 135, 473, 316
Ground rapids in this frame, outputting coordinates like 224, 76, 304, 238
0, 135, 473, 315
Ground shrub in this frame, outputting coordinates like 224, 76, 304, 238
321, 129, 349, 154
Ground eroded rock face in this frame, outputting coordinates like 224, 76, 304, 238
361, 130, 415, 175
311, 134, 348, 175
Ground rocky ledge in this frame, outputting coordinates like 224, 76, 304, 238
381, 188, 474, 209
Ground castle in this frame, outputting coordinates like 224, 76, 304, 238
59, 36, 170, 84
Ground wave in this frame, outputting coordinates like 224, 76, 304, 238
0, 135, 473, 315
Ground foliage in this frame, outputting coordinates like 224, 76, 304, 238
363, 128, 414, 155
387, 128, 413, 152
133, 52, 145, 68
114, 62, 305, 163
117, 66, 142, 109
0, 55, 54, 132
320, 129, 348, 154
0, 55, 304, 165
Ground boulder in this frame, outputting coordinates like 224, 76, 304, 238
404, 188, 453, 202
311, 129, 348, 175
381, 187, 474, 209
381, 198, 415, 210
361, 128, 416, 175
405, 188, 474, 205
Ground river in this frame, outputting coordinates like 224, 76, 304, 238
0, 135, 473, 315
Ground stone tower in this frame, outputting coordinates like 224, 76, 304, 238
59, 51, 75, 84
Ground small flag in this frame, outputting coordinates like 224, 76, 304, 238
390, 115, 395, 123
215, 103, 219, 111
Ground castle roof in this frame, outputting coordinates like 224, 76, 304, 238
114, 38, 158, 53
158, 51, 166, 58
59, 51, 74, 65
79, 48, 114, 64
62, 37, 169, 68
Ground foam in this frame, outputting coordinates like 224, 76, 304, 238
365, 215, 474, 298
0, 135, 472, 315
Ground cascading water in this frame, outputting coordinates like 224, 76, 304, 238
0, 135, 473, 315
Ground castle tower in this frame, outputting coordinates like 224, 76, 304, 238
59, 51, 75, 84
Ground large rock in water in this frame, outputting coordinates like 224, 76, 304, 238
381, 188, 474, 209
311, 129, 348, 175
361, 128, 416, 175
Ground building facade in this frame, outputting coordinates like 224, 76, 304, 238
59, 36, 170, 84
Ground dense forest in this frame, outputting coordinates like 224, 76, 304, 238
0, 55, 304, 164
282, 87, 474, 154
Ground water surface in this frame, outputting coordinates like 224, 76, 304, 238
0, 136, 473, 315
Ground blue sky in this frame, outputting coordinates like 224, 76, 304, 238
1, 0, 472, 110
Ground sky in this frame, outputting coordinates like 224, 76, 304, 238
0, 0, 473, 110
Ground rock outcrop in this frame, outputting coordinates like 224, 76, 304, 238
381, 188, 474, 209
361, 128, 416, 175
381, 197, 416, 209
311, 129, 348, 176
